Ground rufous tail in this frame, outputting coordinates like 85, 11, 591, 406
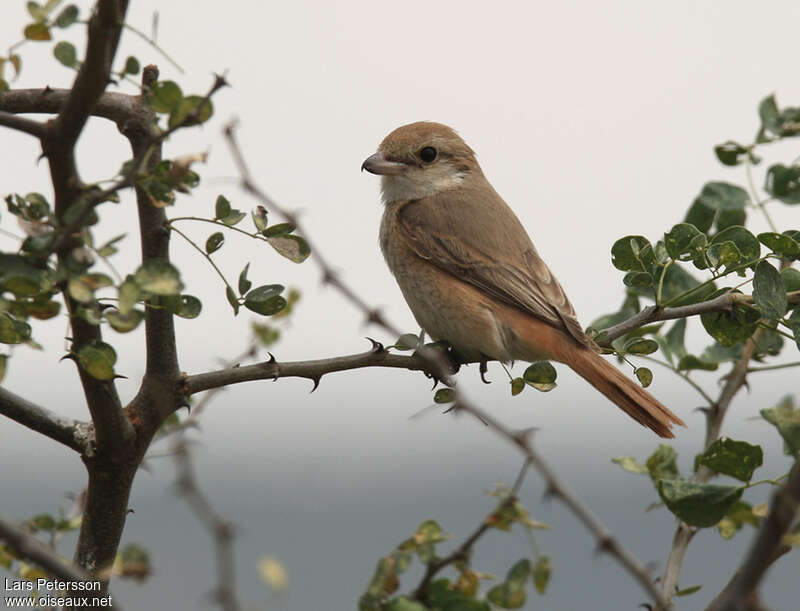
566, 347, 685, 438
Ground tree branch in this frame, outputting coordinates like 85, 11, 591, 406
0, 387, 90, 454
0, 110, 46, 138
183, 343, 436, 395
706, 459, 800, 611
598, 290, 800, 347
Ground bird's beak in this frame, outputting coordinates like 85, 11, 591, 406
361, 152, 406, 175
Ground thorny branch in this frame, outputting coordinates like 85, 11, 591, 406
0, 387, 89, 453
222, 122, 668, 607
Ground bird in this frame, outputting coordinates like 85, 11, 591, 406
362, 121, 685, 438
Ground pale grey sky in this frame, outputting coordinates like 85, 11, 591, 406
2, 1, 800, 609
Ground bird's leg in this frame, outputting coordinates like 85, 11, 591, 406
478, 356, 491, 384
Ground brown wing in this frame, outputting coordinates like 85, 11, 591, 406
396, 183, 594, 348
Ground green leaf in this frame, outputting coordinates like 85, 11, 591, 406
714, 141, 749, 166
53, 4, 79, 27
761, 396, 800, 456
622, 271, 653, 288
705, 240, 741, 270
709, 226, 760, 265
698, 438, 763, 482
676, 354, 718, 372
252, 207, 268, 232
753, 260, 787, 321
700, 289, 760, 346
434, 388, 455, 404
0, 355, 6, 384
765, 164, 800, 204
660, 318, 687, 365
146, 81, 183, 113
238, 263, 251, 295
53, 41, 77, 67
175, 295, 201, 319
134, 259, 183, 296
0, 314, 25, 344
717, 501, 760, 540
67, 275, 94, 303
635, 367, 653, 387
510, 377, 525, 396
623, 337, 658, 355
532, 556, 551, 594
646, 444, 679, 483
24, 23, 51, 41
267, 235, 311, 263
486, 559, 530, 609
105, 308, 144, 333
523, 361, 557, 392
686, 183, 750, 233
205, 231, 224, 254
664, 223, 705, 260
168, 95, 213, 128
675, 585, 703, 597
215, 195, 231, 219
77, 340, 117, 380
782, 268, 800, 292
758, 232, 800, 259
221, 210, 246, 226
244, 284, 286, 316
123, 55, 140, 75
611, 236, 654, 272
611, 456, 649, 475
759, 94, 781, 136
657, 479, 744, 527
226, 285, 240, 315
118, 278, 140, 315
657, 265, 716, 306
263, 222, 296, 238
386, 598, 427, 611
394, 333, 420, 351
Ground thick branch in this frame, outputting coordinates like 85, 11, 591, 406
183, 344, 435, 395
599, 290, 800, 346
0, 387, 89, 453
706, 460, 800, 611
0, 110, 46, 137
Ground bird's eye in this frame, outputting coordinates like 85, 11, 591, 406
419, 146, 438, 163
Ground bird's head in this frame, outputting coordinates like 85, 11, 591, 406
362, 122, 479, 203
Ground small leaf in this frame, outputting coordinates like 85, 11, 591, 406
623, 337, 658, 355
53, 41, 77, 67
714, 141, 749, 166
698, 438, 763, 482
226, 285, 240, 315
24, 23, 51, 41
252, 207, 268, 232
765, 163, 800, 204
146, 80, 183, 113
394, 333, 420, 351
676, 354, 718, 372
168, 95, 213, 128
611, 236, 654, 272
612, 456, 649, 475
221, 210, 246, 226
675, 585, 702, 597
205, 231, 224, 254
646, 444, 680, 482
434, 388, 455, 404
215, 194, 231, 219
523, 361, 557, 392
244, 284, 287, 316
686, 183, 750, 233
758, 232, 800, 258
717, 501, 760, 540
267, 235, 311, 263
657, 479, 744, 527
263, 222, 296, 238
54, 4, 79, 27
105, 309, 144, 333
134, 259, 183, 296
760, 396, 800, 456
77, 340, 117, 380
531, 556, 551, 594
709, 226, 760, 265
118, 279, 140, 315
175, 295, 202, 319
635, 367, 653, 387
753, 260, 787, 321
238, 263, 251, 295
510, 377, 525, 396
123, 55, 140, 75
664, 223, 705, 259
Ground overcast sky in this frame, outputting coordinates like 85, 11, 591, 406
2, 1, 800, 609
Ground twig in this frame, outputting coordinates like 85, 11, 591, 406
0, 110, 46, 138
412, 458, 532, 601
0, 387, 90, 454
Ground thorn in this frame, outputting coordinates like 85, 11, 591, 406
309, 376, 321, 393
126, 508, 135, 515
430, 377, 440, 390
366, 337, 385, 353
59, 353, 78, 363
266, 352, 276, 364
693, 406, 710, 414
175, 396, 191, 413
595, 535, 615, 556
112, 374, 128, 380
639, 605, 654, 611
479, 357, 491, 384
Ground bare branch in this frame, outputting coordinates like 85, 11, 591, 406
706, 459, 800, 611
0, 110, 46, 138
0, 387, 90, 453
